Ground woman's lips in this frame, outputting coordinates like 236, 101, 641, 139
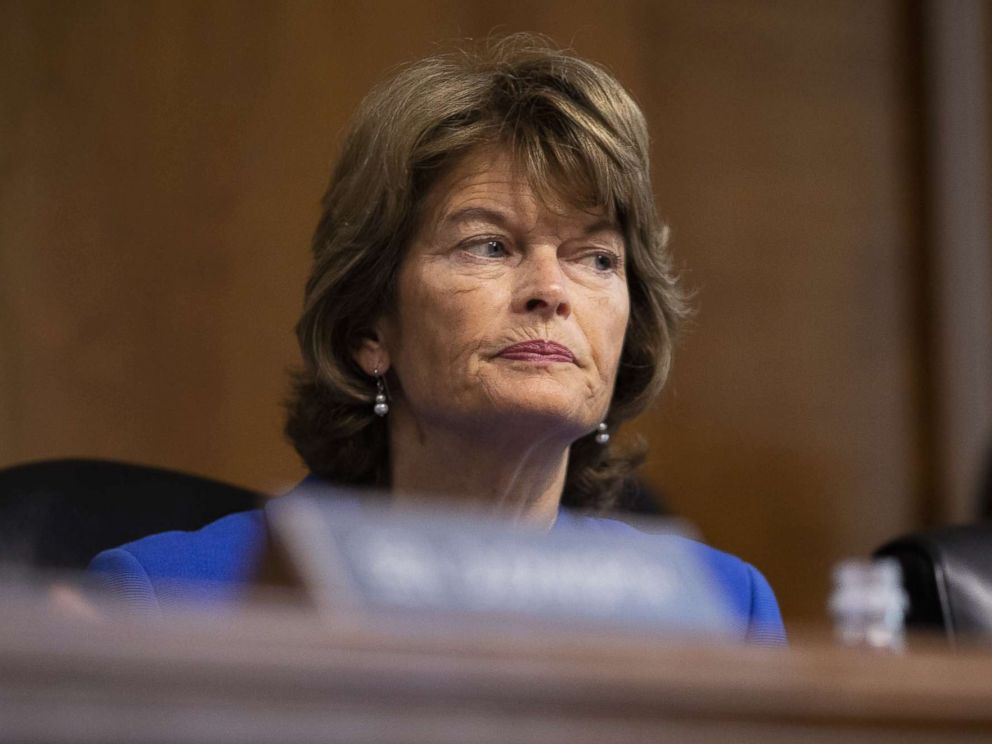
497, 340, 576, 363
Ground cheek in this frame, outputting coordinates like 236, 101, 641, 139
591, 289, 630, 381
392, 271, 504, 397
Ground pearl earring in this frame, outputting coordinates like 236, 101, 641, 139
595, 422, 609, 444
373, 368, 389, 417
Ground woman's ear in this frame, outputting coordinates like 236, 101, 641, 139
353, 330, 390, 376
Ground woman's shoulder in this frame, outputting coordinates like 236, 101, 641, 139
87, 509, 267, 610
556, 512, 786, 645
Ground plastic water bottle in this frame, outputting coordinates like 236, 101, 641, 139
829, 558, 908, 652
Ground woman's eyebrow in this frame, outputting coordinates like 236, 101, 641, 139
441, 207, 620, 238
581, 218, 623, 239
439, 206, 510, 230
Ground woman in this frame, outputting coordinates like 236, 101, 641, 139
90, 36, 785, 644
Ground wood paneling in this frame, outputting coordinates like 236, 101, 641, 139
1, 1, 929, 620
627, 0, 920, 618
920, 0, 992, 523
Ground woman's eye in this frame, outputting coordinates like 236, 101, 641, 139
583, 251, 621, 272
464, 239, 508, 258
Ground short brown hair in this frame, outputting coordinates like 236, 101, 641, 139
286, 34, 687, 511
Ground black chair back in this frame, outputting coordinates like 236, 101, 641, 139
0, 459, 261, 570
876, 523, 992, 645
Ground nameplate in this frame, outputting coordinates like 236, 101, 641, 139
266, 489, 734, 637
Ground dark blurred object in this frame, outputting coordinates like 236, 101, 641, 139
616, 478, 669, 517
0, 459, 260, 570
875, 523, 992, 646
982, 442, 992, 519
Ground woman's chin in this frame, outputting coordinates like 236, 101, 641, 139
476, 385, 599, 438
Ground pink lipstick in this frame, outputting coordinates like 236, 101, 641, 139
497, 340, 575, 363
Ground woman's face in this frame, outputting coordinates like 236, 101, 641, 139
367, 149, 630, 442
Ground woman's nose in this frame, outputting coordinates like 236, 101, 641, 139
517, 249, 571, 319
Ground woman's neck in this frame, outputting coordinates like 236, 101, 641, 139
387, 407, 570, 530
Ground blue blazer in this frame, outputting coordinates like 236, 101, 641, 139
89, 505, 786, 645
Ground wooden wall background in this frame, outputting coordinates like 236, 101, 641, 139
1, 0, 989, 621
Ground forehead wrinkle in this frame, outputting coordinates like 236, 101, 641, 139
421, 148, 624, 244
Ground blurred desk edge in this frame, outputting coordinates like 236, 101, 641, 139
1, 600, 992, 744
